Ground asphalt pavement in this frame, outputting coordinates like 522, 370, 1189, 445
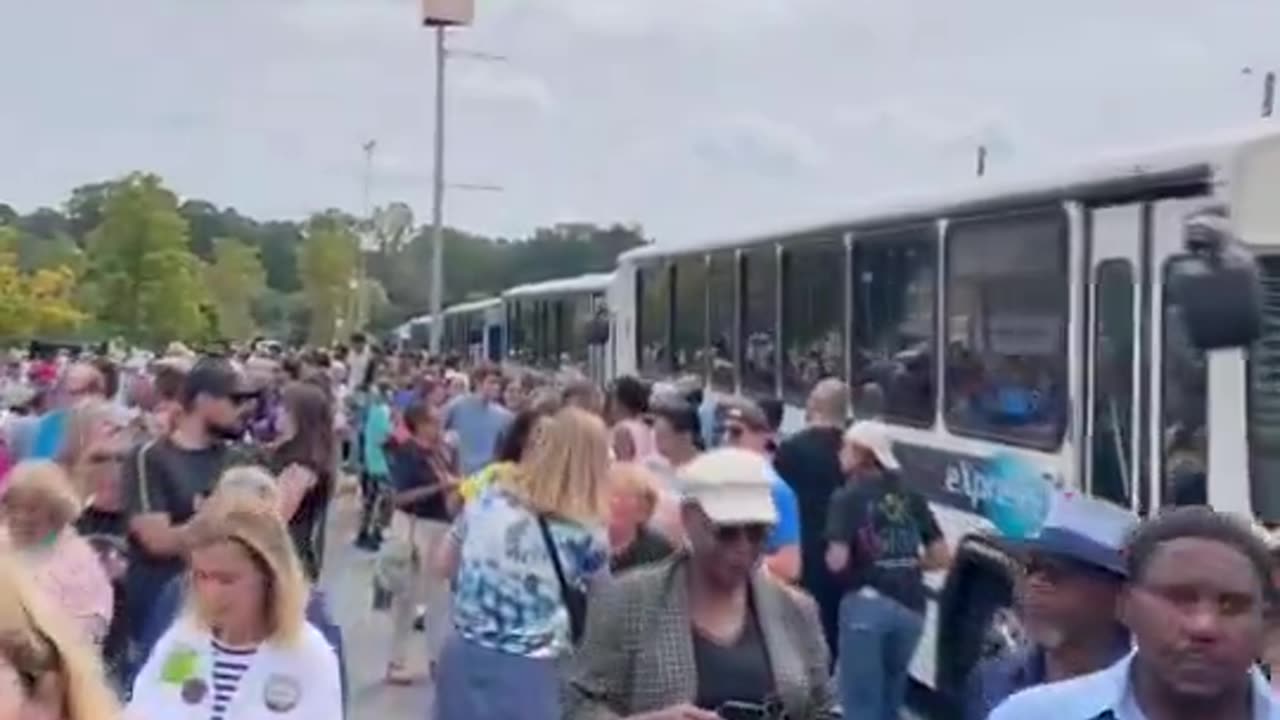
319, 491, 923, 720
320, 493, 433, 720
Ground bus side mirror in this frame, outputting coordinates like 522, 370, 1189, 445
585, 314, 611, 345
1171, 210, 1263, 351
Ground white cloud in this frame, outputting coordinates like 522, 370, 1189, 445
2, 0, 1280, 243
691, 113, 825, 176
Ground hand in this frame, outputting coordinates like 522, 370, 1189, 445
280, 463, 318, 492
631, 704, 719, 720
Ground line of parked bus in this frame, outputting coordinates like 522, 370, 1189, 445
396, 123, 1280, 704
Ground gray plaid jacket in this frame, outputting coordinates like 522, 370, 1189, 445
563, 553, 840, 719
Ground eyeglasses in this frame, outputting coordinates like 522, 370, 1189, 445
715, 523, 771, 545
1022, 555, 1111, 584
86, 450, 127, 465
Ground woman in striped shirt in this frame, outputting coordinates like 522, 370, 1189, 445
127, 495, 341, 720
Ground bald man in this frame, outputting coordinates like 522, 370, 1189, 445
773, 377, 850, 655
29, 362, 106, 460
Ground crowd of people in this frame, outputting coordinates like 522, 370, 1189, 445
0, 337, 1277, 720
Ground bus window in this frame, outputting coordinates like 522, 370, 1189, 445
1249, 256, 1280, 518
565, 295, 592, 372
1162, 256, 1208, 507
1091, 260, 1135, 506
637, 263, 670, 377
673, 257, 708, 379
708, 251, 737, 392
852, 227, 937, 426
741, 245, 779, 397
945, 209, 1068, 448
782, 237, 845, 403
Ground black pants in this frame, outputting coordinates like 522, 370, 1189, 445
358, 474, 393, 538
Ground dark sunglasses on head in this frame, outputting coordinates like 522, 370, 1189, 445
715, 523, 771, 545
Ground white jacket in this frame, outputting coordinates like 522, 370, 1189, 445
128, 616, 342, 720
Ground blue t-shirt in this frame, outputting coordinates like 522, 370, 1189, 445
444, 395, 513, 476
29, 409, 68, 460
449, 486, 608, 658
765, 464, 801, 554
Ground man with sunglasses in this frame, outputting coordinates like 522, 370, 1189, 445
965, 492, 1136, 720
722, 400, 802, 583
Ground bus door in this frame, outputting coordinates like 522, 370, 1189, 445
1084, 204, 1144, 513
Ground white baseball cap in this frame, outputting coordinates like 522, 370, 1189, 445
677, 448, 777, 526
843, 421, 901, 472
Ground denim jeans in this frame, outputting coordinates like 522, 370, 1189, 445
837, 588, 925, 720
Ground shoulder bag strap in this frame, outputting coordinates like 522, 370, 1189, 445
137, 439, 157, 513
536, 515, 573, 605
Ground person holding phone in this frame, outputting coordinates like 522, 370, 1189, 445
564, 448, 838, 720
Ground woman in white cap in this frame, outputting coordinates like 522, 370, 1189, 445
825, 420, 950, 720
565, 448, 838, 720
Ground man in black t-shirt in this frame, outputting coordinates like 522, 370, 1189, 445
824, 421, 950, 720
122, 358, 253, 658
774, 378, 849, 654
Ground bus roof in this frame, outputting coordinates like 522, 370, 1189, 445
620, 123, 1280, 264
502, 272, 615, 300
442, 297, 502, 316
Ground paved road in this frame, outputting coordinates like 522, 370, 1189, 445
321, 494, 433, 720
320, 493, 924, 720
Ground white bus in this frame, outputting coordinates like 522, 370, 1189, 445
503, 272, 614, 384
602, 124, 1280, 701
440, 296, 504, 363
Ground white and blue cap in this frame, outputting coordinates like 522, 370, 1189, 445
1004, 491, 1139, 577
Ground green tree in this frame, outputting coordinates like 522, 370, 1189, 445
206, 237, 267, 341
298, 212, 358, 346
83, 174, 208, 344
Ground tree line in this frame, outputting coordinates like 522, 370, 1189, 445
0, 173, 648, 347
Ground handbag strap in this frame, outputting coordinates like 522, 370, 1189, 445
136, 439, 157, 513
536, 515, 573, 608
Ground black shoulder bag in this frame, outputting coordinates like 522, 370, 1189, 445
536, 515, 587, 643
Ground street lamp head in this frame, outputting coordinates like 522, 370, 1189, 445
423, 0, 473, 26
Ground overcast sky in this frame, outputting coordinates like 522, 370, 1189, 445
1, 0, 1277, 244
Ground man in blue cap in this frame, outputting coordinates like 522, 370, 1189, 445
965, 491, 1136, 719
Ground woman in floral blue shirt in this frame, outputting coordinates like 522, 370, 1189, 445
435, 407, 611, 720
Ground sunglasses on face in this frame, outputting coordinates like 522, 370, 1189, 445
1022, 555, 1110, 584
87, 450, 128, 465
714, 523, 771, 545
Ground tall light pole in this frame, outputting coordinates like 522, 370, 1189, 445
357, 139, 376, 331
1243, 67, 1276, 119
1264, 70, 1276, 118
422, 0, 474, 355
428, 28, 448, 354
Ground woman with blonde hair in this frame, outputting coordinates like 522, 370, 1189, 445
127, 495, 341, 720
434, 407, 611, 720
0, 461, 114, 647
133, 466, 349, 707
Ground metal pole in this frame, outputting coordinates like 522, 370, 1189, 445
976, 145, 987, 177
357, 141, 375, 330
1264, 71, 1276, 119
428, 26, 447, 355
